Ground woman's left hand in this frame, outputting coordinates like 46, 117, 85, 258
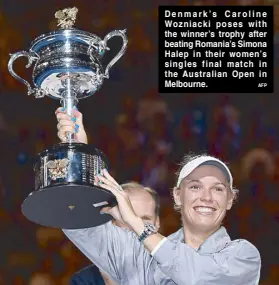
95, 169, 139, 227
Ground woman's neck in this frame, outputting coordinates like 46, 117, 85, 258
182, 224, 220, 250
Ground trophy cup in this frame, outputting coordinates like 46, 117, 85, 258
8, 7, 128, 229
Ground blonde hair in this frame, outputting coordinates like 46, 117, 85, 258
121, 181, 160, 216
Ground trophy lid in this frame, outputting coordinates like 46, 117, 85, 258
55, 7, 79, 30
30, 7, 101, 49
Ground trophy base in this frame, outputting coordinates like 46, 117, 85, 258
21, 184, 117, 229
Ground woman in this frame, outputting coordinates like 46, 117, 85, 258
56, 108, 261, 285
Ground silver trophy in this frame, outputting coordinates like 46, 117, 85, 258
8, 7, 128, 229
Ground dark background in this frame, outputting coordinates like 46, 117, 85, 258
0, 0, 278, 284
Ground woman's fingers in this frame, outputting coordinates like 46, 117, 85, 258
100, 206, 112, 214
72, 108, 83, 121
102, 169, 119, 185
57, 131, 67, 142
95, 175, 122, 197
97, 169, 121, 189
55, 107, 64, 115
55, 108, 80, 123
56, 112, 72, 122
55, 106, 80, 115
57, 119, 75, 129
95, 178, 119, 197
57, 125, 78, 141
95, 172, 138, 225
58, 125, 75, 134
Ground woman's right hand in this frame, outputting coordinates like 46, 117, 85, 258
55, 107, 88, 144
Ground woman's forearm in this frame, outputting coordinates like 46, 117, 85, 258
130, 217, 165, 253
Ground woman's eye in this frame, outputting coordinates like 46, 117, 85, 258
190, 185, 201, 190
214, 187, 224, 192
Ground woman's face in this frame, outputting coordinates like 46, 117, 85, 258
173, 165, 234, 234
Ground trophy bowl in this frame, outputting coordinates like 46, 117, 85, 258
8, 7, 128, 229
8, 7, 127, 100
27, 28, 106, 100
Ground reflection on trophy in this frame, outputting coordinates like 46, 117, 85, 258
8, 7, 128, 229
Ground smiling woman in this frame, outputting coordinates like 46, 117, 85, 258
173, 155, 239, 247
63, 155, 261, 285
56, 109, 261, 285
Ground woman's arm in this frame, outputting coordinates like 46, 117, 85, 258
97, 171, 261, 285
63, 220, 145, 284
63, 222, 122, 284
130, 217, 260, 284
55, 108, 149, 282
150, 238, 261, 285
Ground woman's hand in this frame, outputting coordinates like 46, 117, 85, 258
96, 171, 164, 252
96, 169, 142, 228
55, 107, 88, 144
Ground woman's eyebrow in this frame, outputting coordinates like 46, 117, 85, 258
186, 179, 201, 183
212, 182, 227, 187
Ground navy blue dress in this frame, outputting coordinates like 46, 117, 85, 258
70, 265, 105, 285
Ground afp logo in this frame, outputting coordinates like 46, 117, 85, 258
258, 83, 268, 87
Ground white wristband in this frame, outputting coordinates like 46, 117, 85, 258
151, 237, 167, 256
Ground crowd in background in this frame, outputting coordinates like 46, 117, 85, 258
0, 89, 279, 285
0, 0, 279, 284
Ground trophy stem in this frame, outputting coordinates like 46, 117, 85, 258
60, 78, 79, 143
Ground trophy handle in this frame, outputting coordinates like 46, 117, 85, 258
100, 29, 128, 79
8, 51, 46, 98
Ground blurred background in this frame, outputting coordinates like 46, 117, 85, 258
0, 0, 279, 284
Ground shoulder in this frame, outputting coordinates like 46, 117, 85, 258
225, 239, 261, 263
225, 239, 261, 282
233, 239, 260, 258
230, 239, 259, 253
166, 227, 184, 241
